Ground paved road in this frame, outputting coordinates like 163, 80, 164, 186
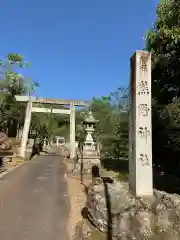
0, 154, 70, 240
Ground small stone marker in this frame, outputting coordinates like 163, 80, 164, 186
129, 50, 153, 196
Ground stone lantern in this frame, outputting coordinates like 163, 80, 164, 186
83, 111, 100, 168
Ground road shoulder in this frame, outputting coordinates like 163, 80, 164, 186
65, 160, 91, 238
65, 159, 116, 240
0, 156, 26, 178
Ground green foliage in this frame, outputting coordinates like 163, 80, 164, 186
74, 111, 85, 142
31, 114, 56, 140
145, 0, 180, 175
30, 111, 70, 141
89, 97, 114, 137
0, 54, 39, 133
162, 97, 180, 151
145, 0, 180, 104
74, 88, 129, 160
8, 53, 23, 63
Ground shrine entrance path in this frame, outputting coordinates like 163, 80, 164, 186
0, 153, 70, 240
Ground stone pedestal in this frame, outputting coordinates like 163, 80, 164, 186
129, 50, 153, 196
83, 146, 100, 172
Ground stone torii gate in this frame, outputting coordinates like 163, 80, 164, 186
15, 95, 88, 159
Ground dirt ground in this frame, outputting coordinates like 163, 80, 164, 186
65, 160, 118, 239
65, 160, 92, 238
3, 156, 25, 172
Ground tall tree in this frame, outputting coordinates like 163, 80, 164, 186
0, 53, 39, 135
145, 0, 180, 171
146, 0, 180, 104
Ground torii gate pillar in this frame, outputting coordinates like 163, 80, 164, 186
20, 98, 33, 158
70, 104, 76, 160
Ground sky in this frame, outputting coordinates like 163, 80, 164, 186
0, 0, 158, 101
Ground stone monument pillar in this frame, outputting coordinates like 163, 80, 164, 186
70, 104, 76, 160
83, 112, 100, 169
129, 50, 153, 196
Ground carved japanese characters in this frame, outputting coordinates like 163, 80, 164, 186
138, 80, 149, 95
140, 55, 148, 72
138, 126, 150, 143
138, 104, 149, 117
139, 153, 150, 166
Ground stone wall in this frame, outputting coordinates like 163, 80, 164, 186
84, 178, 180, 240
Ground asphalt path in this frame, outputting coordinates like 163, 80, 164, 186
0, 153, 69, 240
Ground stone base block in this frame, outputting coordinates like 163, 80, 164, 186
90, 158, 100, 165
82, 157, 100, 174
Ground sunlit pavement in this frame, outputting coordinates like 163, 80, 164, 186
0, 153, 69, 240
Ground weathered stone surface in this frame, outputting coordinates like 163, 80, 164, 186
73, 220, 105, 240
85, 179, 180, 239
0, 132, 11, 151
61, 146, 70, 158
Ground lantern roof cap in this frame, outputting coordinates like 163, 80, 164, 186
84, 111, 98, 123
